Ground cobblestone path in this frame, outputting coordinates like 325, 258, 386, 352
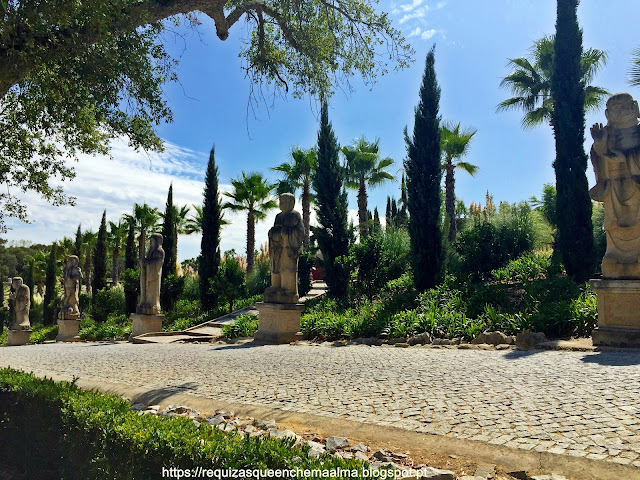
1, 342, 639, 468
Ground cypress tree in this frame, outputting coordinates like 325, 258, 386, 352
124, 218, 137, 315
312, 100, 350, 298
74, 224, 82, 259
372, 207, 382, 236
391, 198, 398, 226
385, 197, 392, 227
398, 173, 409, 226
404, 46, 444, 291
200, 146, 223, 312
92, 210, 107, 293
25, 258, 35, 306
161, 183, 177, 280
551, 0, 594, 281
43, 243, 57, 325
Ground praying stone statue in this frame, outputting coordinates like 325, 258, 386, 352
60, 255, 82, 319
9, 277, 30, 330
590, 92, 640, 278
264, 193, 305, 304
137, 233, 164, 315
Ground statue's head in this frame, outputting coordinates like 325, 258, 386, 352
279, 193, 295, 213
11, 277, 23, 289
150, 233, 163, 249
68, 255, 79, 267
606, 93, 640, 128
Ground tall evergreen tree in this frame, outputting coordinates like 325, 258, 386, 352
397, 173, 409, 227
312, 100, 350, 298
372, 207, 382, 236
551, 0, 594, 281
43, 243, 57, 325
386, 197, 392, 227
74, 224, 83, 258
200, 146, 224, 312
92, 210, 108, 293
161, 183, 177, 280
404, 46, 444, 291
124, 217, 138, 315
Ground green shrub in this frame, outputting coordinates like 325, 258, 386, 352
79, 292, 92, 315
163, 299, 202, 331
29, 323, 59, 344
247, 257, 271, 297
222, 313, 259, 338
181, 272, 200, 301
297, 250, 313, 298
569, 284, 597, 337
0, 369, 365, 479
120, 268, 139, 316
491, 251, 551, 283
161, 273, 184, 312
79, 313, 131, 341
91, 287, 125, 322
210, 252, 248, 314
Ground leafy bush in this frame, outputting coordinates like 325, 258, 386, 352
181, 273, 200, 301
120, 268, 139, 316
91, 287, 125, 322
569, 285, 598, 337
491, 251, 551, 283
163, 300, 202, 332
297, 250, 313, 298
79, 292, 92, 315
222, 313, 259, 338
160, 273, 184, 312
79, 313, 131, 341
247, 256, 271, 296
0, 369, 365, 479
210, 252, 248, 314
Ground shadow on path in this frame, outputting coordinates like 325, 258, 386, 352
581, 351, 640, 366
132, 382, 200, 405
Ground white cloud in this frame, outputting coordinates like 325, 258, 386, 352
398, 0, 425, 13
2, 137, 288, 262
407, 27, 422, 37
436, 1, 447, 9
398, 6, 428, 24
421, 29, 437, 40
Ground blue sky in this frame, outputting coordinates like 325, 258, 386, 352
4, 0, 640, 262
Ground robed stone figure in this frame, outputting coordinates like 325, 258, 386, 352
60, 255, 82, 319
265, 193, 304, 304
9, 277, 30, 330
137, 233, 165, 315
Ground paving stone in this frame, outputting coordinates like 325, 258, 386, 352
1, 343, 639, 468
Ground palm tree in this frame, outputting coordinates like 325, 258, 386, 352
341, 137, 394, 239
107, 220, 127, 285
174, 204, 191, 235
272, 147, 317, 247
222, 172, 277, 274
123, 203, 161, 267
441, 122, 478, 242
498, 35, 608, 128
183, 204, 229, 235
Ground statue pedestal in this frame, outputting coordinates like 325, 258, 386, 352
130, 313, 164, 339
56, 316, 81, 342
590, 278, 640, 347
7, 329, 31, 346
254, 302, 304, 344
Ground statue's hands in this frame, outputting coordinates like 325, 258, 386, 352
591, 123, 608, 155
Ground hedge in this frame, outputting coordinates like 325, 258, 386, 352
0, 369, 364, 479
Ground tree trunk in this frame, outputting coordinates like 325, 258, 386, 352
357, 177, 369, 240
302, 174, 311, 248
246, 212, 255, 274
445, 161, 456, 242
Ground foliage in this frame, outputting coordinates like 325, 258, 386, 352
529, 183, 557, 228
631, 47, 640, 87
592, 202, 606, 273
223, 171, 276, 274
200, 146, 224, 311
181, 273, 200, 302
497, 35, 608, 128
454, 203, 535, 278
491, 251, 552, 283
161, 184, 177, 289
121, 268, 139, 316
551, 0, 595, 282
404, 46, 443, 291
0, 239, 48, 280
93, 211, 108, 293
312, 101, 350, 299
0, 322, 57, 346
440, 122, 478, 242
247, 254, 271, 297
160, 274, 184, 313
297, 249, 314, 298
342, 137, 394, 239
0, 369, 365, 478
91, 287, 125, 323
223, 313, 259, 339
210, 252, 248, 314
163, 300, 202, 332
42, 243, 58, 325
79, 313, 131, 341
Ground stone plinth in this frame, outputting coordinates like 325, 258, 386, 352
56, 318, 81, 342
130, 313, 164, 339
590, 278, 640, 347
254, 302, 304, 344
7, 329, 31, 346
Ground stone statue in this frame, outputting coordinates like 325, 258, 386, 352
60, 255, 82, 319
265, 193, 304, 304
9, 277, 30, 330
590, 92, 640, 278
137, 233, 164, 315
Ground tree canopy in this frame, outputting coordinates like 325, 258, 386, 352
0, 0, 412, 231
